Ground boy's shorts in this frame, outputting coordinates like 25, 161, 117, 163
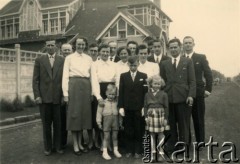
103, 115, 119, 132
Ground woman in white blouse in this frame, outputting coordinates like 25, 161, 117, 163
62, 37, 92, 155
115, 46, 131, 90
137, 44, 159, 78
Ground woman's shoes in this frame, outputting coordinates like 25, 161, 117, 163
79, 147, 89, 153
73, 148, 82, 156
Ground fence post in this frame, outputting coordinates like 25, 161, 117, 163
15, 44, 21, 99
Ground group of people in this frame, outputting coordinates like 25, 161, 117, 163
32, 36, 213, 162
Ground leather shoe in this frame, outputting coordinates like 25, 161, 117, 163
80, 147, 88, 153
56, 149, 64, 154
44, 150, 51, 156
73, 150, 82, 156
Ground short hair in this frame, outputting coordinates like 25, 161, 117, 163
168, 38, 181, 48
117, 46, 131, 57
183, 36, 195, 43
147, 75, 165, 88
72, 36, 88, 51
147, 40, 154, 46
106, 84, 117, 95
89, 43, 98, 49
152, 39, 163, 46
136, 44, 149, 54
127, 40, 138, 47
128, 55, 139, 64
98, 43, 109, 52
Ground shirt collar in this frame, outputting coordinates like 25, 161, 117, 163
171, 55, 180, 62
151, 88, 159, 93
48, 53, 55, 58
154, 53, 162, 60
185, 51, 194, 58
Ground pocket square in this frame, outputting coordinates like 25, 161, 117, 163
196, 62, 200, 64
139, 79, 144, 81
183, 67, 186, 70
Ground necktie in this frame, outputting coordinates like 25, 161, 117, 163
173, 58, 177, 71
187, 55, 189, 58
49, 55, 54, 68
131, 73, 135, 81
110, 57, 113, 61
156, 57, 159, 63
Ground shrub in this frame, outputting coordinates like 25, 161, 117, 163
0, 97, 24, 112
24, 95, 36, 107
12, 97, 24, 112
0, 99, 14, 112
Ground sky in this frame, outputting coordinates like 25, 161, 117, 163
0, 0, 240, 77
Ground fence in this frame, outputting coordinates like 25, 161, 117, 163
0, 45, 45, 101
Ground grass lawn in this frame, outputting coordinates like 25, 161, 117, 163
0, 106, 39, 120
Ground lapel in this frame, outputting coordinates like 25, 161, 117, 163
133, 71, 140, 84
166, 59, 175, 74
42, 55, 53, 79
191, 53, 197, 63
176, 57, 185, 74
52, 55, 62, 79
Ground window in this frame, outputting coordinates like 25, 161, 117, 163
109, 24, 117, 37
15, 24, 19, 36
41, 10, 66, 34
1, 26, 5, 39
119, 31, 126, 39
7, 25, 13, 38
127, 24, 134, 35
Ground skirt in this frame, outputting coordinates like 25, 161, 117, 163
145, 107, 168, 133
67, 77, 92, 131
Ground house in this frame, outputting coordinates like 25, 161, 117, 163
0, 0, 171, 52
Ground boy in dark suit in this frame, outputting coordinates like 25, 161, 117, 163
160, 38, 196, 153
183, 36, 213, 144
32, 40, 64, 155
118, 56, 148, 159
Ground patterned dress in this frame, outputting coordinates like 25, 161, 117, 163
144, 90, 169, 133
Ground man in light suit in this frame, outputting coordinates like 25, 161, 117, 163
33, 40, 65, 155
160, 38, 196, 153
118, 56, 148, 159
183, 36, 213, 144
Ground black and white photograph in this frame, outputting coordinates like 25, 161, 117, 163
0, 0, 239, 163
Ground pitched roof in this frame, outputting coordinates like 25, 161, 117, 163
0, 0, 76, 16
65, 0, 170, 43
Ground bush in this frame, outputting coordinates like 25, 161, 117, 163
0, 97, 24, 112
0, 99, 14, 112
12, 97, 24, 112
24, 95, 36, 107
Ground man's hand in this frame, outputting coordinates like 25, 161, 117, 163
204, 91, 211, 98
64, 96, 68, 103
35, 97, 42, 105
119, 108, 125, 117
186, 97, 193, 106
141, 108, 144, 117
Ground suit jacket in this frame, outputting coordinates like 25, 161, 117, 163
32, 54, 64, 104
118, 71, 148, 110
114, 55, 121, 63
189, 53, 213, 96
160, 57, 196, 103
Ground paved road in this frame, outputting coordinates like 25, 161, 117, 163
0, 82, 239, 163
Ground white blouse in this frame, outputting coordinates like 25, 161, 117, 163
115, 60, 129, 90
138, 61, 159, 78
91, 59, 117, 100
62, 52, 92, 97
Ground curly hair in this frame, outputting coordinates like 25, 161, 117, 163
147, 75, 165, 88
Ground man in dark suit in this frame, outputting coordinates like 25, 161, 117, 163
118, 56, 148, 159
160, 38, 196, 153
147, 39, 170, 65
33, 40, 65, 155
108, 41, 120, 62
183, 36, 213, 143
60, 43, 73, 149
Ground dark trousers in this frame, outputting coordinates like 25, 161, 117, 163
124, 110, 144, 154
39, 103, 62, 151
60, 104, 68, 146
165, 102, 191, 151
191, 96, 205, 143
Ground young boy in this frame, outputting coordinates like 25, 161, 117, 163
118, 56, 148, 158
96, 84, 122, 160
